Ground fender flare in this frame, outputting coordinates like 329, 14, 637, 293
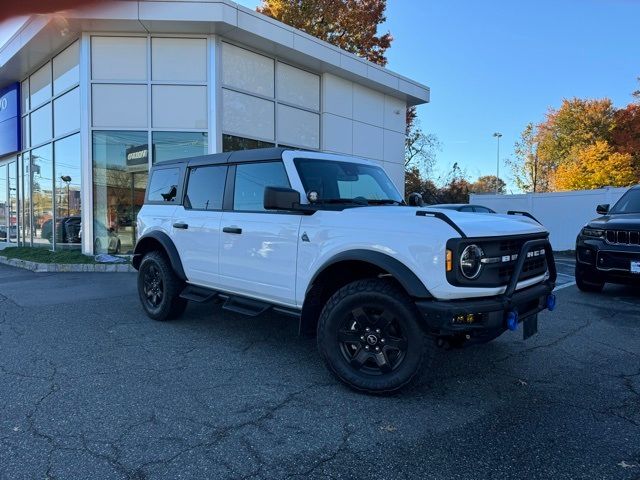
307, 249, 432, 299
132, 231, 186, 281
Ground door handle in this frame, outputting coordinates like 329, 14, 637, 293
223, 227, 242, 234
173, 222, 189, 229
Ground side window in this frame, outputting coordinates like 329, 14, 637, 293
147, 167, 180, 202
233, 161, 290, 212
474, 206, 491, 213
185, 165, 227, 210
460, 206, 474, 212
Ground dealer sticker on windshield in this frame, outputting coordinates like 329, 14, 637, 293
631, 261, 640, 274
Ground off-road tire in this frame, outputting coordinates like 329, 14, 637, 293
317, 278, 429, 394
138, 251, 188, 321
575, 265, 605, 293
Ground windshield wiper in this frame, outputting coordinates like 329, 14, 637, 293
321, 198, 369, 205
368, 199, 404, 205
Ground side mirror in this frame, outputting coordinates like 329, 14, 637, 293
596, 204, 609, 215
264, 186, 301, 211
408, 192, 425, 207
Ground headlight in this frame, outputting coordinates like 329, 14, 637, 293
460, 244, 484, 279
581, 227, 604, 238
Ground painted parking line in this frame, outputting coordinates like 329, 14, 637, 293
554, 281, 577, 291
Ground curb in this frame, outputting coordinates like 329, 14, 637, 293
0, 256, 135, 273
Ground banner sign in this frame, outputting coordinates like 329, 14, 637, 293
0, 83, 21, 157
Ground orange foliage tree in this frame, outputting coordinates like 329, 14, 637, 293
554, 141, 637, 191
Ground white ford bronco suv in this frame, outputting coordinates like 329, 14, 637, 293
133, 148, 557, 393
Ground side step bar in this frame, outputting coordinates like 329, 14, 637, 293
179, 284, 300, 318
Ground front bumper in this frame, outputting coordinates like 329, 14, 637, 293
416, 280, 554, 335
416, 238, 557, 337
576, 236, 640, 283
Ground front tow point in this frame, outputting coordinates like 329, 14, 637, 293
506, 311, 519, 331
546, 294, 557, 311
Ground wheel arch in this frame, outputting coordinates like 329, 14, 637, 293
299, 250, 432, 336
132, 231, 186, 281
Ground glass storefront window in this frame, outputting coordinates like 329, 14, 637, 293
53, 88, 80, 138
93, 131, 149, 254
8, 161, 17, 244
31, 144, 53, 248
30, 62, 52, 109
55, 134, 81, 248
31, 103, 52, 146
152, 132, 208, 163
53, 41, 79, 95
19, 154, 31, 246
222, 134, 274, 152
0, 164, 7, 245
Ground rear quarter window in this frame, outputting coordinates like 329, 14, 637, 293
147, 167, 181, 203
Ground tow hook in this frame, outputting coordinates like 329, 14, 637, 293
546, 294, 557, 311
506, 311, 519, 331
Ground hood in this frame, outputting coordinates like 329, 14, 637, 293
333, 206, 547, 238
588, 213, 640, 230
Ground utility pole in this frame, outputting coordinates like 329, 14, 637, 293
493, 132, 502, 194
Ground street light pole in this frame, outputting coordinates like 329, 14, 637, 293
60, 175, 72, 217
493, 132, 502, 194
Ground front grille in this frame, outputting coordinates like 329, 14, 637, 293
606, 230, 640, 246
447, 234, 549, 288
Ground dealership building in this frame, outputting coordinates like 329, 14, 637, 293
0, 0, 429, 255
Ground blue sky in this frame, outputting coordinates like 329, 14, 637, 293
238, 0, 640, 190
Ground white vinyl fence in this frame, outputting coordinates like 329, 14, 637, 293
470, 187, 629, 251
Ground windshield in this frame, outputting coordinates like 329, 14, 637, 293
294, 158, 403, 204
610, 188, 640, 214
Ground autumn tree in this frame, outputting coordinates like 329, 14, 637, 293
554, 141, 637, 191
536, 98, 616, 178
257, 0, 392, 66
470, 175, 506, 194
507, 122, 552, 193
612, 104, 640, 159
405, 118, 440, 172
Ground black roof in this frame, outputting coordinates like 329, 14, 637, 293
152, 148, 290, 168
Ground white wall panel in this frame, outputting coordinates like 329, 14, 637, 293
383, 95, 406, 133
221, 42, 274, 97
92, 84, 148, 128
322, 113, 352, 154
383, 161, 405, 193
353, 121, 383, 161
383, 129, 405, 164
277, 104, 319, 149
353, 84, 384, 127
152, 85, 207, 129
222, 89, 274, 141
152, 37, 207, 82
469, 188, 629, 250
91, 36, 147, 81
277, 63, 319, 110
322, 73, 352, 118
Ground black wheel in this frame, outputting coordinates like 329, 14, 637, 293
317, 278, 429, 393
137, 251, 187, 321
575, 265, 604, 293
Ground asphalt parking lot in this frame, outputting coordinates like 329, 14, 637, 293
0, 259, 638, 480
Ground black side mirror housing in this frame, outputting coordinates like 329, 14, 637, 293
408, 192, 425, 207
596, 204, 609, 215
264, 186, 301, 211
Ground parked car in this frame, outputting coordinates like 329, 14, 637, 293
430, 203, 496, 213
41, 216, 81, 244
575, 184, 640, 291
76, 220, 122, 254
0, 224, 18, 241
132, 148, 557, 393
